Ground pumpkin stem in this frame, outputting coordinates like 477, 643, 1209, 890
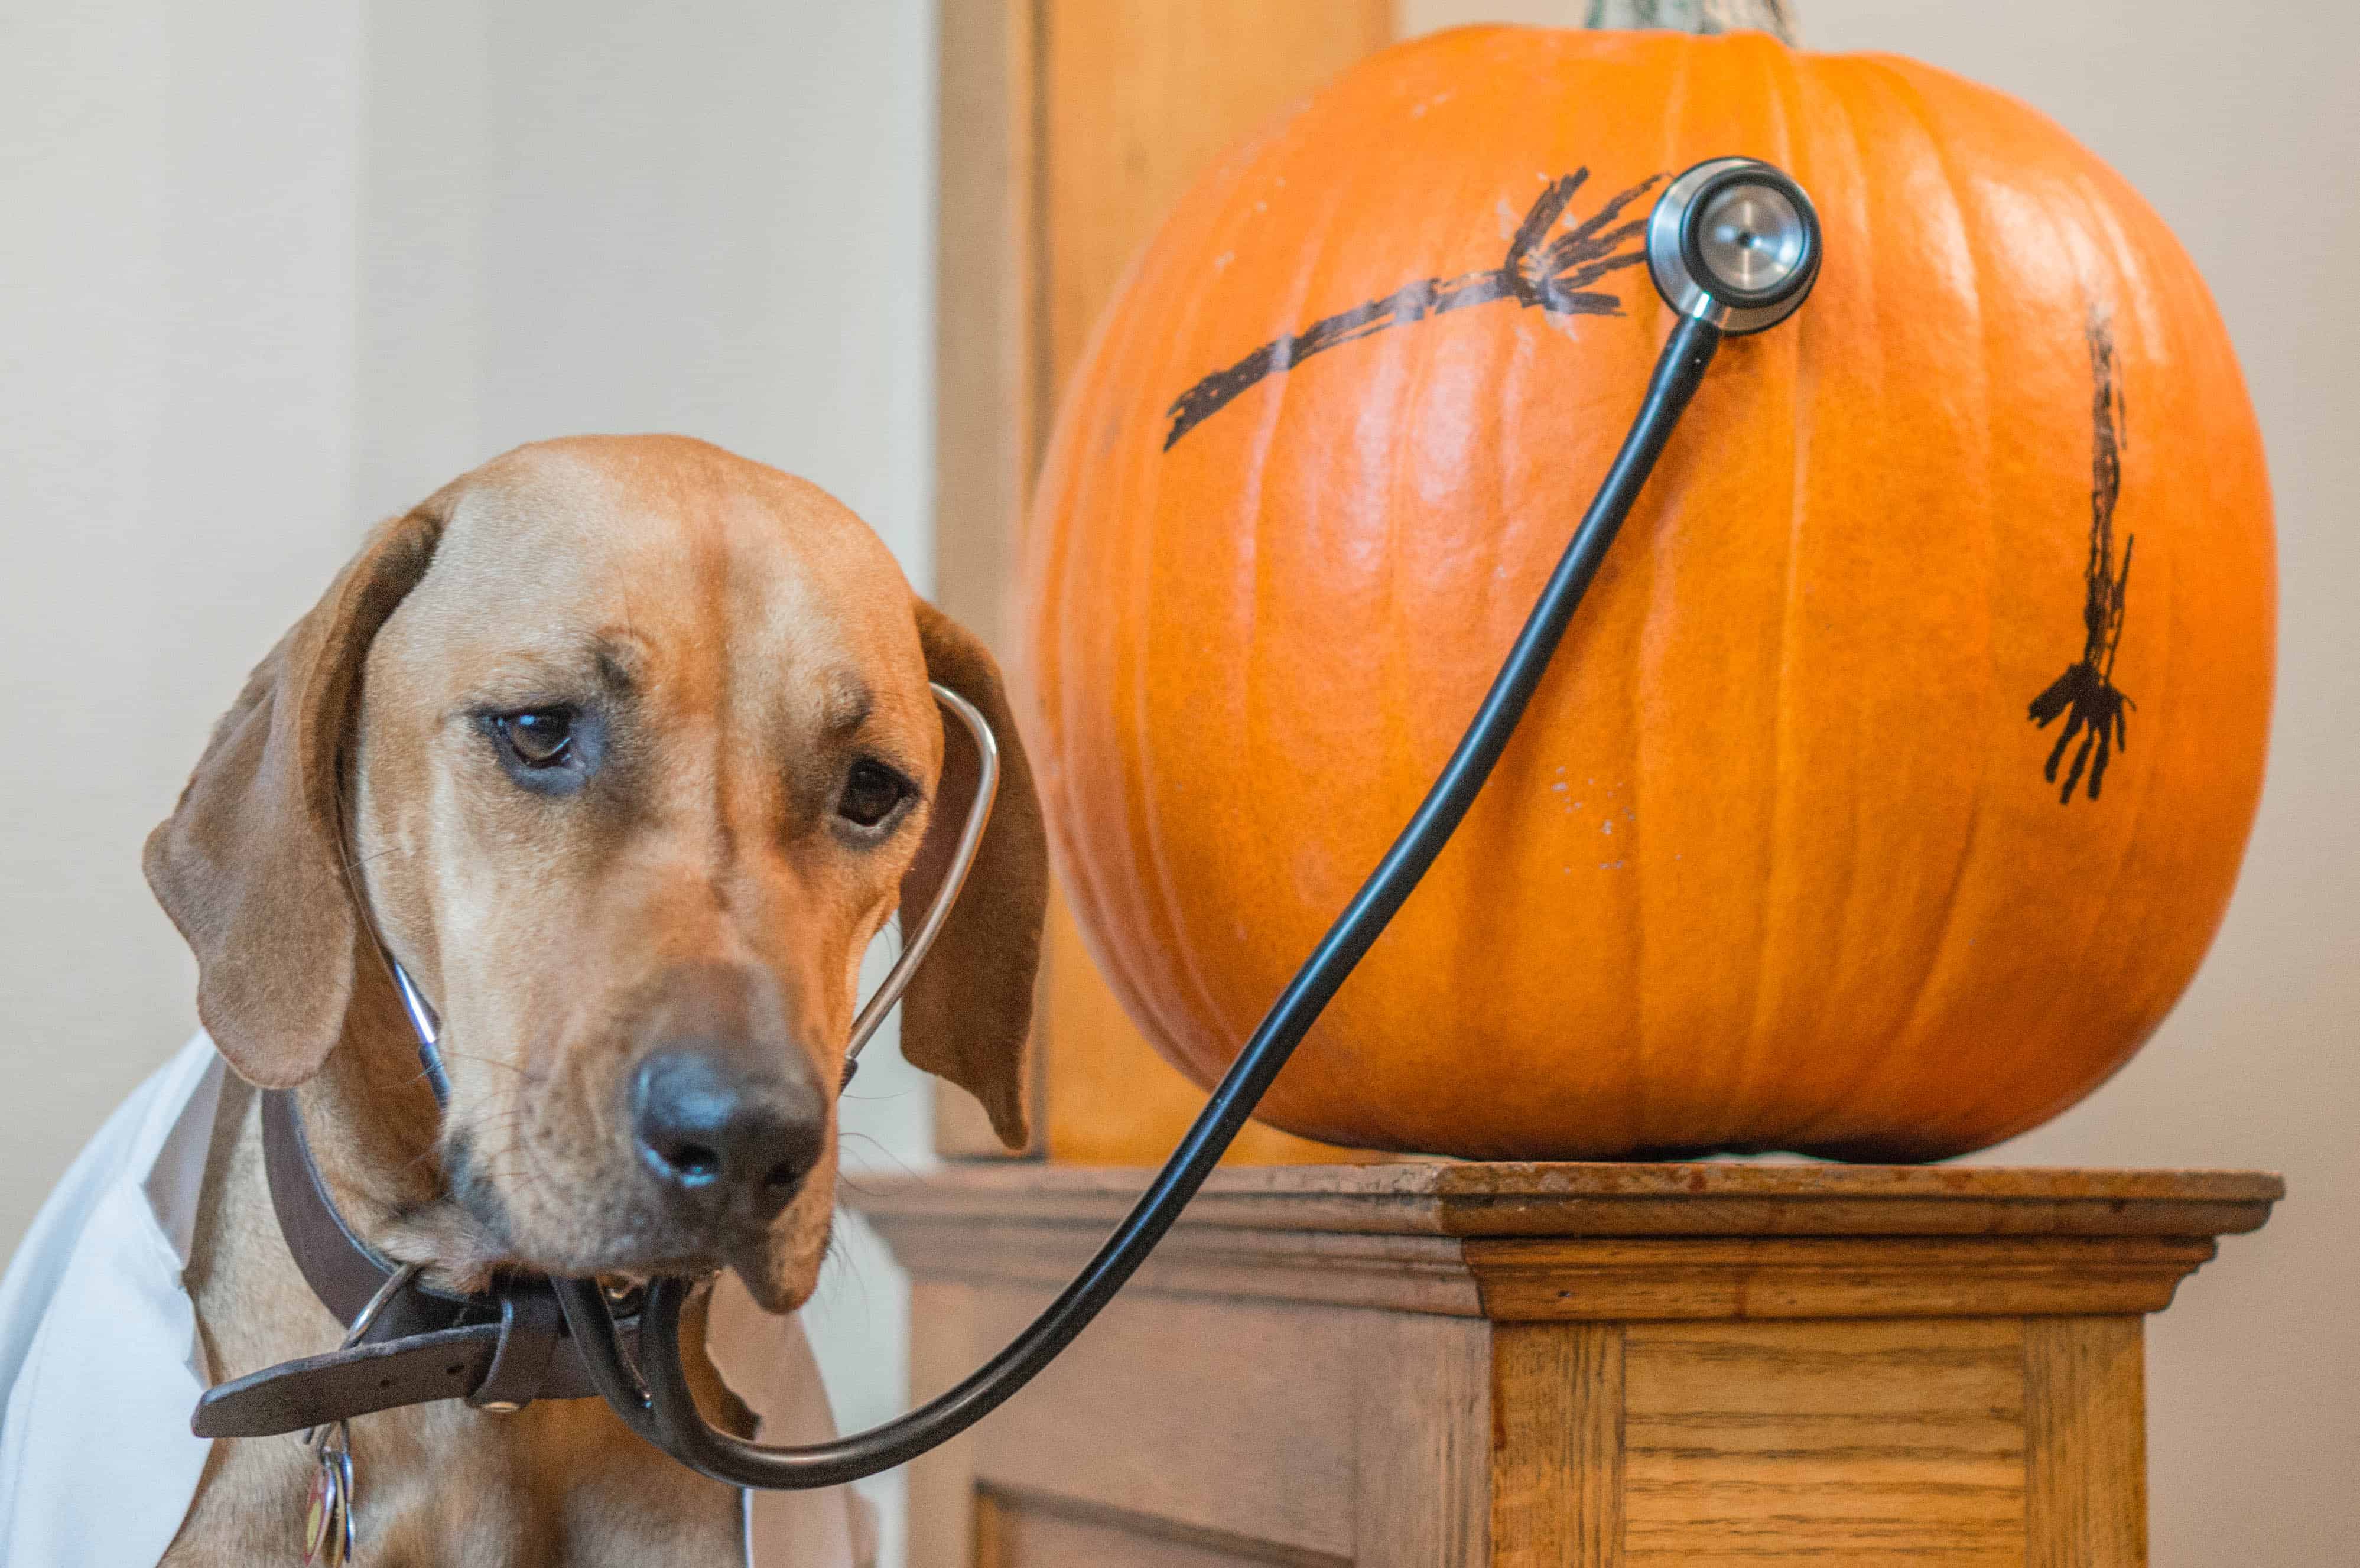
1584, 0, 1800, 45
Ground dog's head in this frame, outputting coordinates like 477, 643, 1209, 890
145, 436, 1045, 1310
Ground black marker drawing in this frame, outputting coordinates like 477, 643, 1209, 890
2028, 313, 2136, 803
1162, 168, 1667, 450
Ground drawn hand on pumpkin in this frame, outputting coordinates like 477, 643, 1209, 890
2030, 636, 2133, 803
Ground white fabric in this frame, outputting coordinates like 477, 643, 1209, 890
0, 1034, 223, 1568
0, 1034, 871, 1567
711, 1274, 879, 1568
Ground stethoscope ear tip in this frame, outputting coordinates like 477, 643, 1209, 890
1647, 157, 1822, 336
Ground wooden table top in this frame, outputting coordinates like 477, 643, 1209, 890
845, 1160, 2282, 1240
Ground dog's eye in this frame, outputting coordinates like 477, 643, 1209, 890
477, 704, 602, 796
837, 760, 911, 829
496, 710, 574, 768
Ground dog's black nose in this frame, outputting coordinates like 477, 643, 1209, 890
630, 1047, 826, 1221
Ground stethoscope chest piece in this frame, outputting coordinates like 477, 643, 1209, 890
1647, 156, 1822, 334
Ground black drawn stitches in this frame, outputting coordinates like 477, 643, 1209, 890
2028, 312, 2136, 803
1161, 168, 1668, 450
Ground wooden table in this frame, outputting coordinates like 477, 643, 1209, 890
853, 1163, 2278, 1568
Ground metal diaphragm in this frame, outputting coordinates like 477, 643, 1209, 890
1647, 157, 1822, 335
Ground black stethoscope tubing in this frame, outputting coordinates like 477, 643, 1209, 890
537, 155, 1823, 1487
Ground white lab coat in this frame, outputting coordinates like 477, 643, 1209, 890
0, 1035, 871, 1567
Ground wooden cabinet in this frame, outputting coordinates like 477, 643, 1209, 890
854, 1162, 2278, 1566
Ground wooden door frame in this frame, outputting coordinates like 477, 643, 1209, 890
927, 0, 1396, 1159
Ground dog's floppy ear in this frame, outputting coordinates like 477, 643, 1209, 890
145, 508, 444, 1088
897, 601, 1048, 1149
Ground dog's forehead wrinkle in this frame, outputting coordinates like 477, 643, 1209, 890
591, 632, 650, 693
820, 670, 873, 734
421, 441, 931, 731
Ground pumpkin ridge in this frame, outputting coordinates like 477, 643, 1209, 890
1769, 58, 1913, 1147
1770, 56, 1877, 1154
1893, 70, 2154, 1147
1059, 301, 1148, 1045
1110, 115, 1238, 1086
1786, 52, 2009, 1150
1106, 276, 1194, 1070
1981, 337, 2156, 1138
1686, 31, 1783, 1146
1157, 170, 1283, 1078
1139, 388, 1220, 1080
1158, 157, 1345, 1082
1626, 24, 1705, 1150
1950, 321, 2176, 1149
1091, 388, 1177, 1069
1250, 157, 1389, 1105
1720, 30, 1813, 1145
1780, 63, 1979, 1153
1762, 26, 1857, 1155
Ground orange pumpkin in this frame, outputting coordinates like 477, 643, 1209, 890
1021, 25, 2273, 1160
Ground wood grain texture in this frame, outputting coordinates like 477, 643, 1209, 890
931, 0, 1047, 1157
905, 1279, 987, 1568
1491, 1322, 1625, 1568
1621, 1319, 2027, 1566
929, 0, 1392, 1163
934, 0, 1039, 656
1031, 0, 1390, 1169
1353, 1313, 1493, 1568
861, 1164, 2268, 1325
867, 1219, 1484, 1315
855, 1160, 2284, 1238
963, 1286, 1360, 1559
978, 1490, 1351, 1568
882, 1162, 2270, 1567
1464, 1235, 2222, 1321
1038, 0, 1393, 389
866, 1221, 2221, 1322
1038, 898, 1378, 1167
2023, 1317, 2147, 1568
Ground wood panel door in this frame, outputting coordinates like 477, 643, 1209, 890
931, 0, 1394, 1160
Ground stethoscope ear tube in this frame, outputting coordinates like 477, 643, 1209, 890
557, 158, 1816, 1489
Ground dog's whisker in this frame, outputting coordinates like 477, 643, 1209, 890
833, 1134, 925, 1187
413, 1047, 529, 1079
812, 1226, 883, 1322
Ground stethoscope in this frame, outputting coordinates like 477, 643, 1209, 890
387, 155, 1823, 1489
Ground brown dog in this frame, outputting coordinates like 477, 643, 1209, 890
144, 436, 1045, 1564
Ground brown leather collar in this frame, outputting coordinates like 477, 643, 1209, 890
190, 1088, 639, 1439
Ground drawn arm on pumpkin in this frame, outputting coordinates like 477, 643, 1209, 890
1161, 167, 1667, 450
2029, 311, 2137, 803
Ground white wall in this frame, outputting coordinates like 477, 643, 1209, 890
2, 1, 937, 1557
1, 0, 364, 1250
1394, 5, 2356, 1564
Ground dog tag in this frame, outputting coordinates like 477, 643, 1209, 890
303, 1422, 355, 1567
